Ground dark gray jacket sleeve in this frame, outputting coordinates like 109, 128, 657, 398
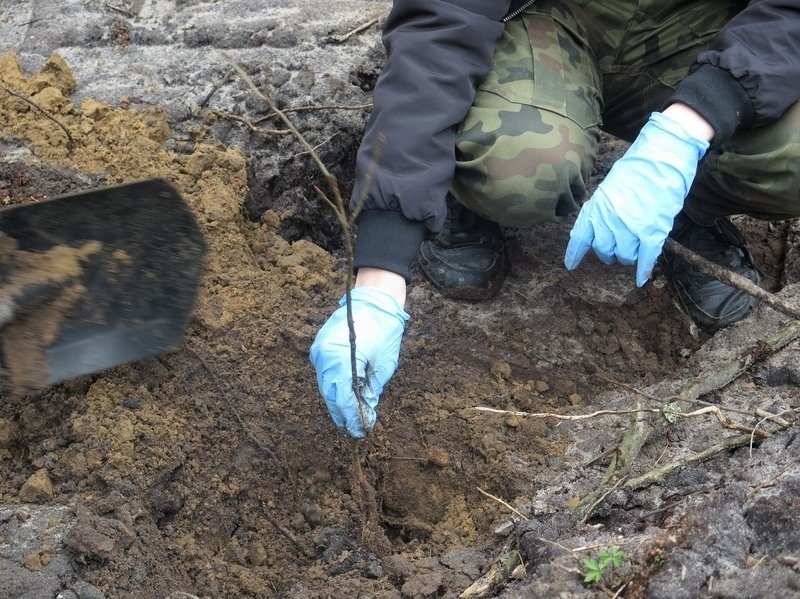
352, 0, 511, 280
669, 0, 800, 144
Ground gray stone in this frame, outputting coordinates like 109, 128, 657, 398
71, 580, 106, 599
646, 549, 714, 599
710, 563, 800, 599
439, 547, 486, 579
746, 493, 800, 555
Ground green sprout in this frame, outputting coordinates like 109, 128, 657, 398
583, 546, 626, 585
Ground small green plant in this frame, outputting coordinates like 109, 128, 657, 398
583, 546, 626, 584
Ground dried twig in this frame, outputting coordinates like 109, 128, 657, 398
580, 475, 627, 525
290, 132, 340, 160
625, 423, 793, 490
612, 582, 630, 599
208, 108, 290, 135
17, 18, 52, 27
330, 17, 381, 44
255, 102, 373, 124
460, 550, 525, 599
595, 372, 755, 417
186, 341, 278, 463
749, 413, 773, 457
263, 507, 313, 557
665, 237, 800, 320
557, 540, 634, 554
238, 227, 261, 269
585, 446, 618, 467
476, 487, 529, 521
0, 82, 74, 152
199, 69, 234, 109
748, 466, 793, 497
473, 404, 759, 432
755, 408, 792, 427
104, 2, 136, 18
473, 406, 663, 421
677, 319, 800, 403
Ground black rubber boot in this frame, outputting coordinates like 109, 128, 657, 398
418, 195, 507, 300
663, 211, 760, 331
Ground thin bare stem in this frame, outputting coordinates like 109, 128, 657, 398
263, 506, 313, 557
208, 108, 290, 135
223, 52, 368, 409
665, 237, 800, 320
351, 132, 386, 223
749, 413, 772, 457
476, 487, 529, 521
312, 186, 346, 228
223, 53, 335, 184
291, 132, 340, 159
331, 17, 380, 43
475, 405, 767, 436
624, 423, 793, 490
199, 69, 234, 109
255, 102, 373, 123
595, 372, 755, 417
0, 82, 74, 151
104, 2, 136, 18
474, 406, 663, 420
186, 342, 279, 462
580, 475, 627, 525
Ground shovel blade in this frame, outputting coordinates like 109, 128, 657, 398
0, 179, 205, 388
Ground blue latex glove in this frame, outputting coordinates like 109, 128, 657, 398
310, 287, 409, 437
564, 111, 710, 286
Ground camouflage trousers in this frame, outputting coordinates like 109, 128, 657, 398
452, 0, 800, 228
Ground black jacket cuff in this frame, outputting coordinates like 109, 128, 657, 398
353, 210, 427, 282
667, 64, 755, 147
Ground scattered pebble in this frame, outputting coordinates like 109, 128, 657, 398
493, 521, 514, 537
425, 448, 450, 468
302, 503, 323, 527
490, 360, 512, 380
534, 380, 550, 393
19, 469, 54, 503
122, 395, 140, 410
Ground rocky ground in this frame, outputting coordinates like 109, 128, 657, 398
0, 1, 798, 598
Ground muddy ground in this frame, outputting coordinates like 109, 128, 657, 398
1, 2, 799, 598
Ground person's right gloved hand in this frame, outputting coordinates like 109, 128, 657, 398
310, 286, 409, 437
564, 111, 710, 286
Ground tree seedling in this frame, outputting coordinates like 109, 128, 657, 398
224, 53, 390, 554
583, 546, 625, 585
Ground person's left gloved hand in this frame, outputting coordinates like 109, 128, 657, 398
564, 111, 710, 286
310, 287, 409, 437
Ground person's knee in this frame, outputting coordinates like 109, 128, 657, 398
706, 101, 800, 215
454, 133, 589, 227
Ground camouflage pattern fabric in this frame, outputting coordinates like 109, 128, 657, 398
687, 101, 800, 226
452, 0, 800, 227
